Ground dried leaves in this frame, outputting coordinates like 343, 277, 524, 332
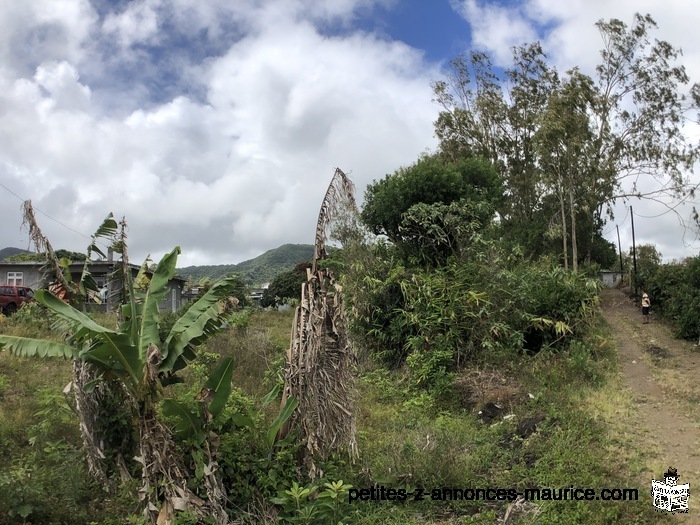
279, 168, 358, 479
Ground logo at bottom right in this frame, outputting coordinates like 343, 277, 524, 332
651, 467, 689, 513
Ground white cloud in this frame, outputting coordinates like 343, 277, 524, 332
0, 0, 439, 267
102, 0, 161, 48
0, 0, 96, 77
452, 0, 539, 63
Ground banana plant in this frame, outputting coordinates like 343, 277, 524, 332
0, 246, 244, 524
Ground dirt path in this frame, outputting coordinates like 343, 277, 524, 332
600, 288, 700, 522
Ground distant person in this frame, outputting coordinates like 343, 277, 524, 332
641, 292, 651, 324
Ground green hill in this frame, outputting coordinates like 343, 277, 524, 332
177, 244, 314, 285
0, 247, 32, 261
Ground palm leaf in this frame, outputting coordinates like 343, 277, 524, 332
160, 276, 240, 371
135, 247, 180, 364
88, 214, 118, 258
203, 357, 234, 420
78, 214, 118, 299
0, 335, 78, 359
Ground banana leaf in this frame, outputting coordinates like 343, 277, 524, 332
162, 399, 201, 440
267, 396, 298, 448
160, 276, 240, 371
202, 357, 233, 420
80, 333, 142, 388
0, 335, 78, 359
135, 247, 180, 364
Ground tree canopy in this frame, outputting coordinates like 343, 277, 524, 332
432, 13, 700, 267
260, 262, 310, 307
360, 154, 502, 242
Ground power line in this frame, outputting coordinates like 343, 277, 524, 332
602, 206, 629, 236
0, 181, 99, 243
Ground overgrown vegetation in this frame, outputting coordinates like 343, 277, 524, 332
634, 253, 700, 340
0, 292, 665, 524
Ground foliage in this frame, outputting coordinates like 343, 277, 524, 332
0, 246, 250, 522
350, 324, 656, 524
432, 14, 700, 266
261, 263, 310, 307
360, 154, 502, 245
397, 199, 494, 266
3, 248, 88, 263
344, 232, 600, 390
637, 256, 700, 339
629, 243, 662, 290
271, 479, 355, 525
0, 383, 135, 525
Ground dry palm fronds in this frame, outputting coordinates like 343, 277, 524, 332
278, 168, 358, 479
22, 200, 117, 487
312, 168, 357, 271
21, 200, 76, 298
66, 361, 114, 489
139, 344, 229, 525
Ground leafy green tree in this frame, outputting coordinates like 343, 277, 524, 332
360, 154, 502, 243
5, 249, 87, 263
593, 14, 698, 202
433, 44, 559, 233
535, 69, 597, 270
631, 243, 663, 290
432, 14, 700, 266
261, 263, 309, 307
643, 257, 700, 339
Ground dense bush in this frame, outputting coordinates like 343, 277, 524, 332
343, 234, 600, 390
261, 262, 310, 307
361, 154, 503, 243
639, 256, 700, 339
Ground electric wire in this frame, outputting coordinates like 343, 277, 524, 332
0, 181, 108, 247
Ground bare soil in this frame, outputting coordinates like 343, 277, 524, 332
600, 288, 700, 522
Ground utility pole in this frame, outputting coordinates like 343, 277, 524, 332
616, 225, 624, 282
630, 206, 638, 295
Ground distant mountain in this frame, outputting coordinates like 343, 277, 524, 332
177, 244, 315, 285
0, 247, 32, 261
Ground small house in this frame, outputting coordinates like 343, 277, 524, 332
0, 260, 186, 313
599, 270, 623, 288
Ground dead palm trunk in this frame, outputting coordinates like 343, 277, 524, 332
277, 168, 358, 479
22, 201, 114, 488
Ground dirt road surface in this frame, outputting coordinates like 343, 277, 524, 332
600, 288, 700, 523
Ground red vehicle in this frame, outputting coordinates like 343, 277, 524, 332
0, 285, 35, 315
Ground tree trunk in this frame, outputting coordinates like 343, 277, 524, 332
70, 360, 114, 490
568, 170, 578, 272
136, 344, 230, 525
558, 171, 568, 270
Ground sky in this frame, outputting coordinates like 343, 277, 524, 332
0, 0, 698, 267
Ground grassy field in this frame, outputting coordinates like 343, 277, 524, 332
0, 305, 666, 524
